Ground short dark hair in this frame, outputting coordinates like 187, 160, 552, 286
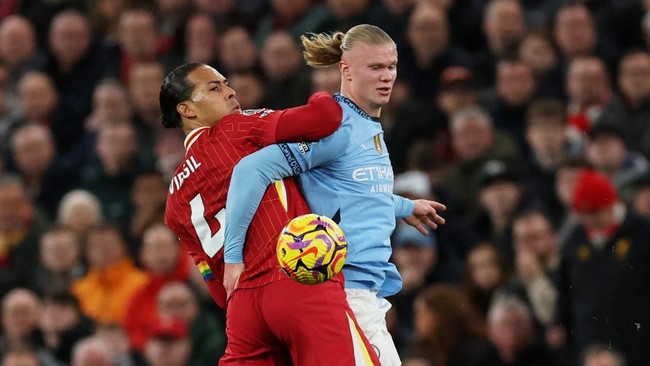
159, 62, 203, 129
526, 98, 566, 126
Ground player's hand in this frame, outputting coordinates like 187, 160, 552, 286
224, 262, 245, 300
404, 199, 446, 234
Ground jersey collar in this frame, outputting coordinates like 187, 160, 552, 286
184, 127, 209, 151
334, 93, 381, 122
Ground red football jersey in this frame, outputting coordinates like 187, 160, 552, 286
165, 97, 341, 309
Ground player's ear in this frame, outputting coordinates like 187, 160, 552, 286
339, 61, 351, 81
177, 102, 195, 119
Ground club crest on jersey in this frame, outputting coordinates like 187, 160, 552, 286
297, 142, 310, 154
373, 135, 383, 155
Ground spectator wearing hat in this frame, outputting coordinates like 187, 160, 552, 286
549, 169, 650, 366
143, 317, 192, 366
584, 123, 649, 195
468, 159, 545, 264
390, 223, 438, 351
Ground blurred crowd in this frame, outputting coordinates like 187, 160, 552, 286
0, 0, 649, 365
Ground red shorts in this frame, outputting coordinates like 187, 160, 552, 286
219, 278, 380, 366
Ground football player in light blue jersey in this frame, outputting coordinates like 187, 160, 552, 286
223, 24, 445, 366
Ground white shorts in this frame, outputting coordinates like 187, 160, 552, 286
346, 288, 402, 366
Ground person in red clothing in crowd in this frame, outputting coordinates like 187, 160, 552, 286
124, 223, 189, 352
159, 63, 380, 365
549, 169, 650, 366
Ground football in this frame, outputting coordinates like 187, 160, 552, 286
277, 213, 348, 285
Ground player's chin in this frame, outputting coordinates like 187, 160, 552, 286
374, 94, 392, 106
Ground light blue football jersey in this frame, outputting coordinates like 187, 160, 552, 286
279, 94, 402, 296
225, 94, 413, 297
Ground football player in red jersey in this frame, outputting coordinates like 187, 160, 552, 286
160, 63, 380, 365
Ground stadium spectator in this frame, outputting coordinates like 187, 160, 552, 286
41, 10, 108, 148
152, 129, 186, 183
85, 78, 132, 132
510, 210, 560, 328
14, 71, 76, 157
480, 58, 537, 154
484, 295, 561, 366
70, 224, 146, 325
517, 29, 564, 99
596, 50, 650, 159
80, 120, 149, 228
153, 0, 192, 49
40, 292, 95, 364
9, 124, 78, 219
551, 170, 650, 366
56, 189, 104, 239
107, 5, 175, 86
129, 61, 166, 153
142, 317, 191, 366
440, 105, 521, 220
366, 0, 412, 49
462, 243, 509, 318
87, 0, 128, 42
183, 13, 220, 66
325, 0, 373, 33
217, 26, 258, 75
469, 159, 543, 263
400, 2, 471, 102
390, 224, 437, 351
584, 124, 649, 194
473, 0, 526, 88
259, 30, 311, 109
70, 336, 114, 366
0, 175, 51, 298
310, 64, 340, 94
565, 56, 611, 137
228, 71, 266, 110
93, 323, 145, 365
255, 0, 330, 44
124, 223, 189, 351
31, 227, 85, 297
523, 98, 581, 218
0, 345, 42, 366
0, 15, 40, 92
128, 171, 168, 242
156, 281, 226, 365
553, 3, 618, 73
0, 288, 51, 360
581, 343, 627, 366
553, 158, 591, 242
408, 284, 494, 366
630, 175, 650, 219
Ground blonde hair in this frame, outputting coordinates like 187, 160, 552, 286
301, 24, 395, 68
